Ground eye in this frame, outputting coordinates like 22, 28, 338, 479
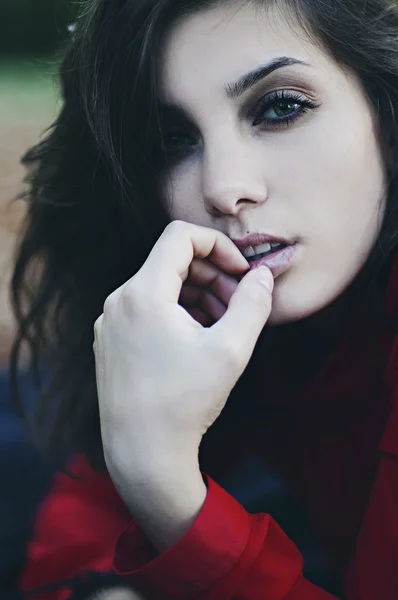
160, 131, 198, 157
251, 90, 318, 128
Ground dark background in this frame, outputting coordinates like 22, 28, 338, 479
0, 3, 76, 596
0, 0, 76, 363
0, 0, 78, 55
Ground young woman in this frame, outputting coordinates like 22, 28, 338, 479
11, 0, 398, 598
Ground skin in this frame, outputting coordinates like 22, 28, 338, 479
94, 590, 146, 600
94, 5, 389, 597
159, 2, 387, 324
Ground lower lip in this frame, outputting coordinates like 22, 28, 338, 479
247, 244, 297, 278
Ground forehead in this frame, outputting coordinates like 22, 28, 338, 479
159, 3, 326, 101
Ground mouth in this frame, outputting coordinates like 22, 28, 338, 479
231, 233, 295, 260
231, 233, 297, 278
241, 241, 288, 262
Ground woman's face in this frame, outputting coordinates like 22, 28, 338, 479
158, 2, 387, 324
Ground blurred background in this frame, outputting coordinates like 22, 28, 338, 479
0, 0, 79, 362
0, 2, 77, 596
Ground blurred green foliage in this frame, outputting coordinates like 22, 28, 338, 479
0, 0, 80, 55
0, 58, 59, 117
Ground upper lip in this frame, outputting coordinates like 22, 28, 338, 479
231, 233, 295, 251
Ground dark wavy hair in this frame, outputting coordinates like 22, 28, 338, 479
10, 0, 398, 470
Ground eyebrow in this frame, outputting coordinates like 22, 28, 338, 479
225, 56, 311, 100
158, 56, 311, 120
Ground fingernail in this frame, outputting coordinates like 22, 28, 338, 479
255, 266, 274, 292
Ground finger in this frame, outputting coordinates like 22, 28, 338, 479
179, 284, 203, 307
210, 266, 274, 367
180, 284, 227, 322
188, 259, 239, 305
138, 221, 249, 303
201, 292, 227, 321
188, 307, 214, 327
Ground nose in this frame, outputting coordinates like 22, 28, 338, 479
202, 138, 268, 216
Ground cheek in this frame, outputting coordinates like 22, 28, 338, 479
268, 118, 386, 323
280, 108, 386, 248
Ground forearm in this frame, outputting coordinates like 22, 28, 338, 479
84, 471, 206, 600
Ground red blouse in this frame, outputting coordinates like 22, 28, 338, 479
20, 259, 398, 599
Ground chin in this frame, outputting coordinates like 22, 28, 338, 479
267, 280, 341, 326
267, 302, 315, 325
266, 251, 376, 326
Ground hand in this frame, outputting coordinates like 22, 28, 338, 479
179, 255, 244, 326
94, 221, 273, 505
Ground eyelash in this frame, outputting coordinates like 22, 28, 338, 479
159, 90, 318, 159
250, 89, 318, 128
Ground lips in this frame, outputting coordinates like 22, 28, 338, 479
232, 233, 294, 256
231, 233, 297, 278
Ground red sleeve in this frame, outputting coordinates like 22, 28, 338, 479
114, 474, 338, 600
24, 450, 398, 600
19, 457, 131, 600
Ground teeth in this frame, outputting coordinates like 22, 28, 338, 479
241, 241, 286, 259
255, 242, 273, 254
242, 242, 272, 258
241, 246, 256, 258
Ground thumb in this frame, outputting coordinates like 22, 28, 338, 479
210, 266, 274, 364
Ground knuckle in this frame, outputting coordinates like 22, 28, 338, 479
103, 292, 118, 314
170, 219, 186, 230
103, 279, 149, 318
165, 220, 187, 237
93, 314, 103, 337
121, 280, 147, 312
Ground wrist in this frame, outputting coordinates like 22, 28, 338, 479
106, 431, 202, 480
122, 466, 207, 553
124, 462, 206, 513
106, 437, 201, 491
